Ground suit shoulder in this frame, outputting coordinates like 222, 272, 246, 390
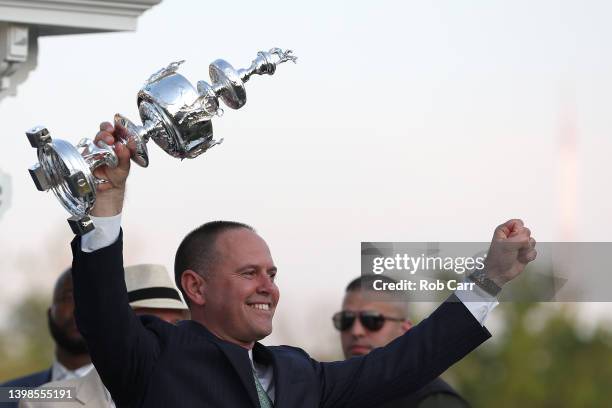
139, 314, 174, 330
267, 345, 319, 383
1, 369, 51, 387
269, 344, 311, 358
268, 345, 317, 368
138, 314, 181, 337
139, 318, 220, 353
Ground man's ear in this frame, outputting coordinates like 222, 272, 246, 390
400, 319, 413, 334
181, 270, 206, 306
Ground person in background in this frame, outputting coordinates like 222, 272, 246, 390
335, 275, 470, 408
19, 264, 189, 408
1, 269, 92, 408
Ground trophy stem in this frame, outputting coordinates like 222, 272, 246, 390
77, 138, 118, 172
114, 113, 151, 167
211, 81, 225, 96
141, 120, 159, 142
237, 67, 255, 84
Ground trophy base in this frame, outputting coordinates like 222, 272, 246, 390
38, 139, 96, 219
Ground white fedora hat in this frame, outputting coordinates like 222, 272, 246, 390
125, 264, 188, 310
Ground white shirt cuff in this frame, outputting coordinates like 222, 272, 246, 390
80, 213, 122, 253
455, 283, 499, 326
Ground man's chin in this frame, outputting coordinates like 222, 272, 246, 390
256, 327, 273, 340
249, 323, 273, 341
246, 314, 273, 336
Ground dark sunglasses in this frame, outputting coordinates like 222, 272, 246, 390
332, 310, 405, 332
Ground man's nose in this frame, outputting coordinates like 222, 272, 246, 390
256, 273, 275, 294
350, 318, 366, 337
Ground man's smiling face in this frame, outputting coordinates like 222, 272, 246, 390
201, 228, 279, 348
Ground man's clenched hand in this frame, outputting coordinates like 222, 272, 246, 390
484, 219, 537, 287
90, 122, 131, 217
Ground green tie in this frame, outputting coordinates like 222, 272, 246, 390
252, 369, 273, 408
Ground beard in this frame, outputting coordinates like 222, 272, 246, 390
47, 312, 89, 355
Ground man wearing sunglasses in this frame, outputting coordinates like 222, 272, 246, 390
334, 275, 470, 408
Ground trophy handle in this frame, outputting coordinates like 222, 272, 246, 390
113, 114, 150, 167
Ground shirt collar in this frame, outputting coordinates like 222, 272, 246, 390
51, 360, 94, 382
248, 349, 255, 368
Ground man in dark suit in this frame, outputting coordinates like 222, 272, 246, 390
69, 122, 537, 407
335, 275, 470, 408
1, 269, 93, 407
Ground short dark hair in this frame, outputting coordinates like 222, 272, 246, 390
345, 275, 399, 292
174, 221, 254, 305
344, 275, 410, 317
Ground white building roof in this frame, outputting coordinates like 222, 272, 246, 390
0, 0, 162, 34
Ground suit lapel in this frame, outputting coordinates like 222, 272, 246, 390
179, 320, 262, 407
215, 340, 261, 408
254, 343, 287, 408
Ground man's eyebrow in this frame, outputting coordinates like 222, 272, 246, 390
236, 265, 277, 272
237, 264, 258, 271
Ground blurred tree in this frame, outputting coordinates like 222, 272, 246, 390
450, 301, 612, 408
0, 293, 53, 381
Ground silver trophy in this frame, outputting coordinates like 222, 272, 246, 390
26, 48, 296, 234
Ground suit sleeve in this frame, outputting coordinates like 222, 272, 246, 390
314, 295, 491, 408
71, 231, 159, 407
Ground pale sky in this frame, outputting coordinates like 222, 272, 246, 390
1, 0, 612, 357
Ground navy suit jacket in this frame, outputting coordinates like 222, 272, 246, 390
1, 369, 52, 408
71, 233, 491, 408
